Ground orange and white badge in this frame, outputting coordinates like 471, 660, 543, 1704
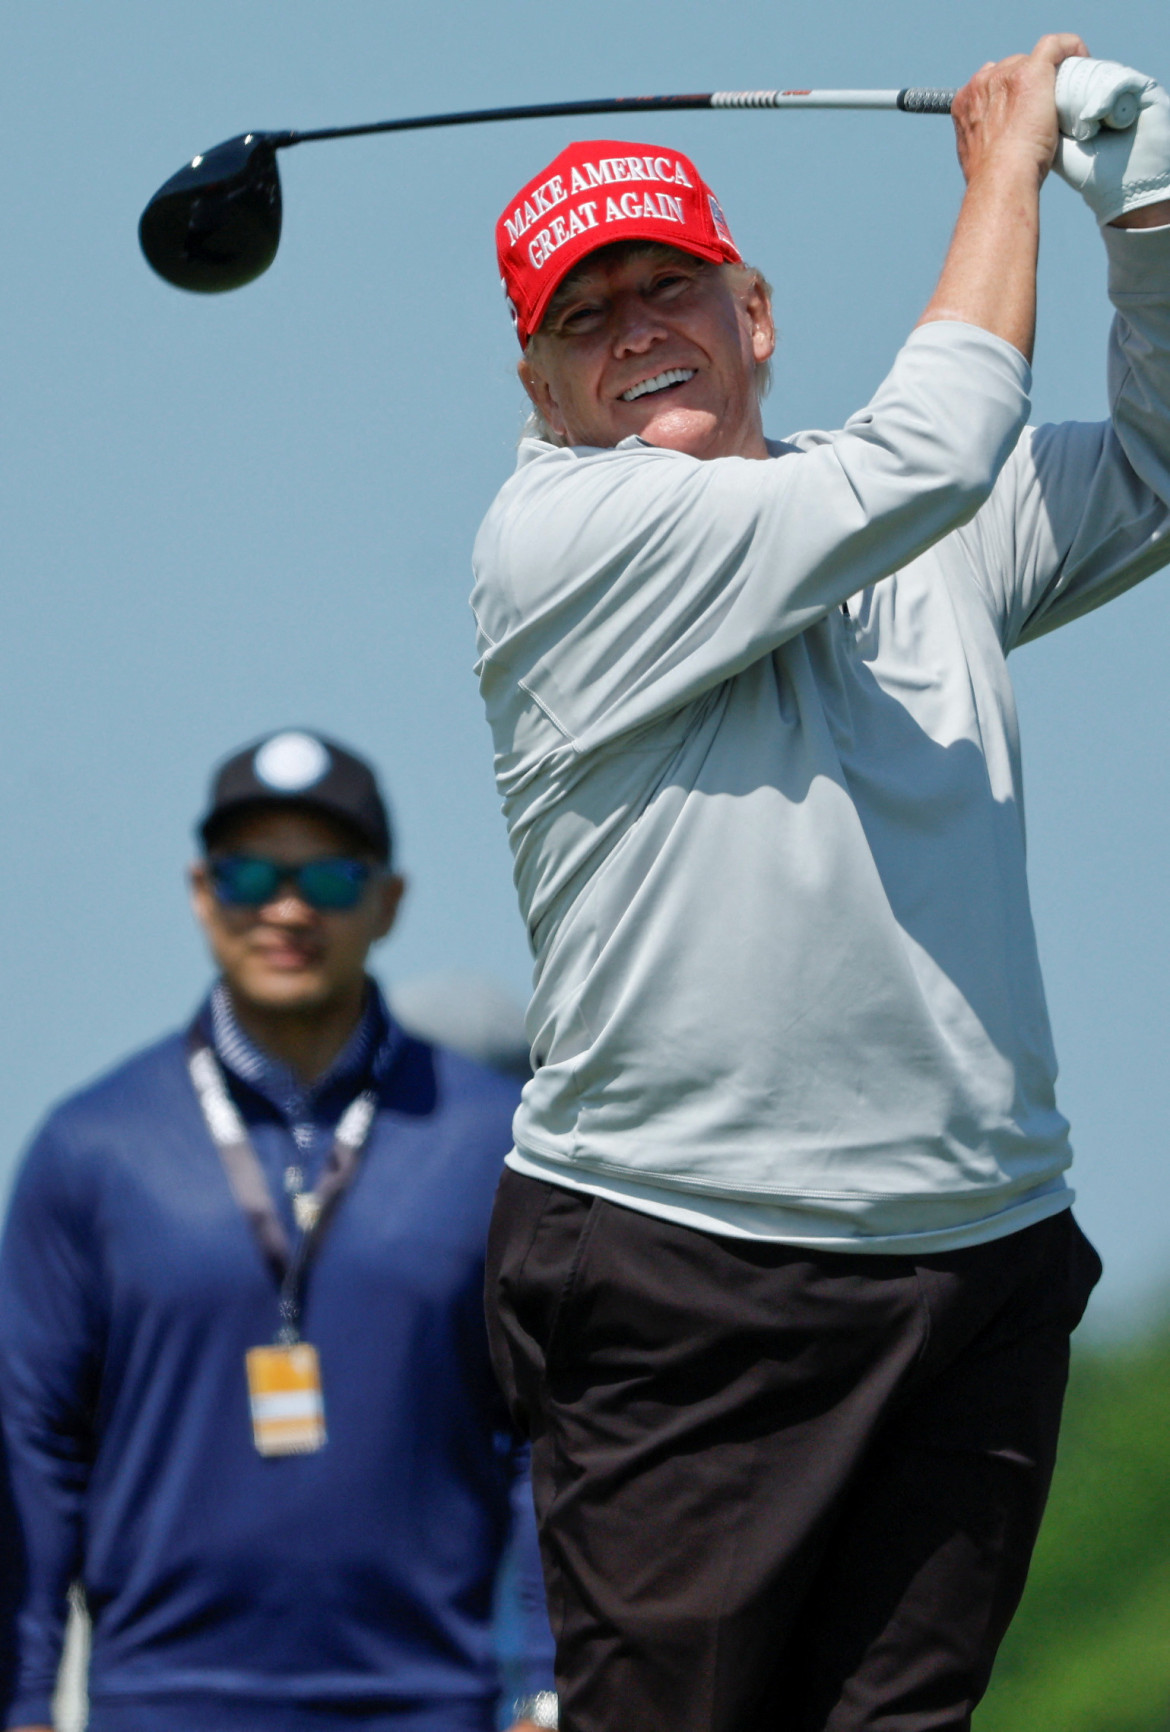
245, 1343, 327, 1456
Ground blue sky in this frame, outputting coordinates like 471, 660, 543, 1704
2, 0, 1168, 1327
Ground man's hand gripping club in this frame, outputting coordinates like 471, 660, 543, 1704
918, 37, 1170, 362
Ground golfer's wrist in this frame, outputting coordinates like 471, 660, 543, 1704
963, 148, 1047, 205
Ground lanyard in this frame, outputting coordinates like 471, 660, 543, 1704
187, 1032, 377, 1343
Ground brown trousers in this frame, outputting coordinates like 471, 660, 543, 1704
486, 1172, 1101, 1732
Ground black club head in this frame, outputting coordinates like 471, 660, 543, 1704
139, 133, 284, 293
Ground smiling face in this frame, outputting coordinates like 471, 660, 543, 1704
519, 242, 775, 462
190, 807, 404, 1021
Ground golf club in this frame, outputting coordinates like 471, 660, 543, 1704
139, 81, 1143, 294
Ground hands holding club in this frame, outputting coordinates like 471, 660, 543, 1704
951, 37, 1170, 229
950, 33, 1170, 220
919, 35, 1170, 362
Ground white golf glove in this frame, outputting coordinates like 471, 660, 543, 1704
1053, 57, 1170, 225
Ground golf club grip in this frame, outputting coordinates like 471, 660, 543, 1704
896, 88, 956, 114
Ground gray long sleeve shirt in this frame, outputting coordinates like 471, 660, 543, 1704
471, 224, 1170, 1253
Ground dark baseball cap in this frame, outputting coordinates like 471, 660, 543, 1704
198, 730, 393, 863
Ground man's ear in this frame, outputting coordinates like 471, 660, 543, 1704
372, 873, 407, 942
745, 279, 776, 366
517, 354, 567, 439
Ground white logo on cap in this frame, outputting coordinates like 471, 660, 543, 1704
253, 732, 331, 792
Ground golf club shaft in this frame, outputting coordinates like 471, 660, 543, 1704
281, 87, 956, 148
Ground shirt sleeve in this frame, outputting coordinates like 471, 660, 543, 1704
0, 1121, 105, 1728
472, 322, 1030, 751
956, 223, 1170, 652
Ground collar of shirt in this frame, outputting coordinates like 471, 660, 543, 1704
207, 979, 402, 1153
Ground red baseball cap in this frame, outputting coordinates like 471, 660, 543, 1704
496, 139, 742, 347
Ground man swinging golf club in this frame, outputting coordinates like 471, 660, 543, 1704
472, 32, 1170, 1732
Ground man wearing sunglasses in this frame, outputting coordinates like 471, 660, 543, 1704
0, 730, 554, 1732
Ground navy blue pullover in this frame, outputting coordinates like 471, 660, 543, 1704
0, 988, 552, 1730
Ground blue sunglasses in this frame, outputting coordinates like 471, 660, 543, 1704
209, 855, 373, 912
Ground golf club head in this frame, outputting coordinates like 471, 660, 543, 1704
139, 133, 283, 292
